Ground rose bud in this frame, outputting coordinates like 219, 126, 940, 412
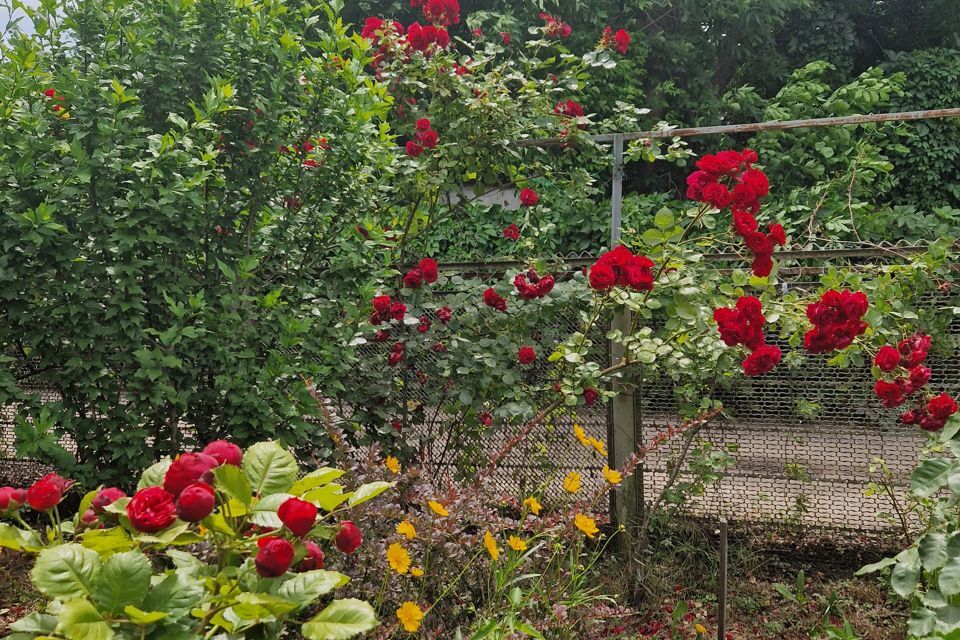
202, 440, 243, 467
255, 536, 295, 577
37, 473, 74, 493
80, 509, 99, 526
0, 486, 25, 514
91, 487, 127, 514
297, 541, 325, 571
277, 497, 318, 537
176, 482, 216, 522
26, 477, 63, 511
163, 453, 219, 497
126, 486, 178, 533
334, 521, 363, 554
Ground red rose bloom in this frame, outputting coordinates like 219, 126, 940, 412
483, 288, 507, 312
874, 379, 906, 408
929, 393, 959, 421
701, 183, 732, 209
416, 118, 431, 132
26, 477, 63, 511
614, 29, 630, 54
899, 334, 932, 367
406, 140, 424, 157
874, 345, 900, 372
500, 31, 511, 45
518, 346, 536, 365
503, 223, 520, 240
91, 487, 126, 514
164, 453, 218, 497
390, 302, 406, 321
907, 366, 932, 393
373, 295, 392, 316
422, 0, 459, 26
278, 497, 318, 537
126, 486, 178, 533
298, 541, 325, 572
418, 129, 439, 149
588, 262, 616, 290
403, 268, 422, 289
0, 487, 26, 514
176, 482, 216, 522
202, 440, 243, 467
334, 520, 363, 554
519, 188, 539, 207
437, 306, 452, 323
742, 344, 782, 377
418, 315, 431, 333
419, 258, 438, 283
255, 536, 295, 577
583, 388, 600, 406
479, 412, 493, 426
804, 290, 869, 354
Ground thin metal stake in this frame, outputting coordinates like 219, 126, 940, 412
718, 518, 728, 640
610, 133, 624, 245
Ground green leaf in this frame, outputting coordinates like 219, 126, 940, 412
250, 493, 295, 528
302, 599, 378, 640
122, 606, 167, 625
91, 550, 153, 614
0, 522, 44, 552
56, 598, 114, 640
9, 612, 57, 634
32, 543, 102, 599
213, 464, 252, 505
855, 556, 896, 576
908, 608, 936, 637
941, 556, 960, 597
138, 459, 171, 490
290, 468, 346, 496
347, 481, 393, 507
920, 533, 950, 571
142, 573, 204, 617
81, 528, 136, 555
891, 550, 921, 598
276, 570, 350, 607
243, 441, 298, 496
911, 457, 955, 497
303, 484, 352, 512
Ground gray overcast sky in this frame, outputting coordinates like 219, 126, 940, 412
1, 0, 39, 35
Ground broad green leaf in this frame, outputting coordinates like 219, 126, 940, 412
347, 481, 393, 507
908, 608, 936, 637
243, 441, 298, 496
32, 544, 102, 599
290, 468, 346, 495
276, 570, 349, 607
91, 550, 153, 613
138, 458, 171, 490
80, 528, 136, 555
142, 573, 204, 617
920, 533, 950, 570
9, 612, 57, 634
135, 522, 191, 545
56, 598, 113, 640
303, 484, 351, 512
911, 457, 954, 497
891, 556, 921, 597
855, 556, 896, 575
213, 464, 252, 505
302, 599, 378, 640
234, 592, 300, 615
0, 522, 44, 552
122, 606, 167, 624
250, 493, 295, 528
941, 556, 960, 597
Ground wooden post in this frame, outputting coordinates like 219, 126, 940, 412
718, 518, 728, 640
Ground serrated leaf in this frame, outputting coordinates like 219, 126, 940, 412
138, 459, 171, 490
142, 573, 203, 617
122, 606, 167, 624
213, 464, 252, 505
0, 522, 44, 552
347, 481, 393, 507
303, 484, 351, 512
79, 527, 136, 555
276, 570, 349, 607
91, 550, 152, 614
32, 544, 102, 599
290, 468, 346, 496
911, 457, 955, 497
56, 598, 113, 640
302, 599, 377, 640
243, 441, 298, 496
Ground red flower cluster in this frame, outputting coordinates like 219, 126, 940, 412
388, 341, 406, 366
803, 290, 869, 353
539, 12, 571, 38
361, 17, 404, 47
714, 296, 781, 376
583, 387, 600, 406
514, 269, 555, 300
42, 87, 66, 112
406, 22, 450, 53
436, 306, 453, 323
519, 187, 539, 207
406, 118, 440, 157
554, 100, 585, 129
518, 346, 536, 365
370, 295, 407, 325
735, 216, 786, 277
419, 0, 459, 27
873, 334, 957, 430
403, 257, 439, 288
600, 27, 630, 54
588, 245, 654, 292
483, 287, 507, 312
503, 223, 520, 240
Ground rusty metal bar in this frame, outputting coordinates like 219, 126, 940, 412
513, 107, 960, 147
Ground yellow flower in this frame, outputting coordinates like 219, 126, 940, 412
396, 601, 424, 633
387, 541, 411, 574
385, 456, 401, 474
507, 535, 527, 552
562, 471, 582, 493
522, 496, 542, 516
574, 513, 599, 538
588, 437, 607, 457
427, 500, 449, 517
396, 520, 417, 540
573, 423, 591, 446
602, 465, 623, 485
483, 531, 500, 561
695, 623, 708, 635
411, 566, 424, 577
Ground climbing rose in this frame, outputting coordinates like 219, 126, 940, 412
422, 0, 459, 26
907, 366, 932, 393
419, 258, 438, 283
91, 487, 126, 514
713, 296, 765, 351
503, 224, 520, 240
614, 28, 630, 54
164, 453, 218, 497
899, 334, 932, 368
202, 440, 243, 467
479, 412, 493, 426
298, 541, 325, 572
583, 388, 600, 406
518, 346, 536, 365
874, 346, 901, 372
418, 315, 431, 333
742, 344, 782, 377
555, 99, 585, 120
126, 487, 177, 533
483, 288, 507, 312
514, 270, 555, 299
519, 188, 539, 207
929, 394, 959, 422
255, 536, 295, 577
588, 262, 616, 290
500, 31, 511, 45
278, 497, 318, 537
804, 290, 868, 354
874, 379, 906, 409
390, 302, 406, 321
406, 140, 424, 157
403, 268, 423, 289
176, 482, 216, 522
588, 246, 654, 292
436, 306, 453, 323
373, 295, 392, 316
388, 341, 405, 366
335, 521, 363, 554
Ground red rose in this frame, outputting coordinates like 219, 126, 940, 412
418, 315, 431, 333
732, 211, 758, 236
483, 288, 507, 312
26, 478, 63, 511
298, 541, 325, 571
583, 387, 600, 406
38, 473, 74, 493
908, 366, 931, 393
334, 520, 363, 554
390, 302, 406, 321
685, 170, 713, 200
874, 346, 900, 372
92, 487, 126, 514
372, 295, 392, 316
80, 509, 98, 527
479, 412, 493, 426
589, 262, 616, 290
751, 253, 774, 278
503, 224, 520, 240
929, 393, 959, 421
422, 0, 459, 27
418, 258, 438, 283
403, 268, 423, 289
375, 329, 391, 342
874, 379, 906, 408
500, 31, 511, 45
418, 129, 439, 149
416, 117, 431, 132
202, 440, 243, 467
278, 497, 318, 537
176, 482, 216, 522
0, 487, 26, 514
164, 453, 219, 497
900, 410, 918, 425
519, 188, 539, 207
517, 346, 536, 365
768, 223, 787, 246
127, 486, 178, 533
742, 344, 782, 377
701, 183, 732, 209
255, 536, 295, 577
406, 140, 424, 157
437, 306, 453, 323
614, 28, 630, 54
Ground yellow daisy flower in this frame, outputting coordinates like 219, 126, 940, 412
396, 601, 424, 632
602, 465, 623, 485
387, 541, 411, 574
573, 423, 591, 446
396, 520, 417, 540
385, 456, 401, 474
483, 531, 500, 561
562, 471, 582, 493
522, 496, 542, 516
427, 500, 449, 517
410, 566, 424, 577
588, 437, 607, 457
695, 623, 708, 635
507, 535, 527, 552
574, 513, 599, 538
